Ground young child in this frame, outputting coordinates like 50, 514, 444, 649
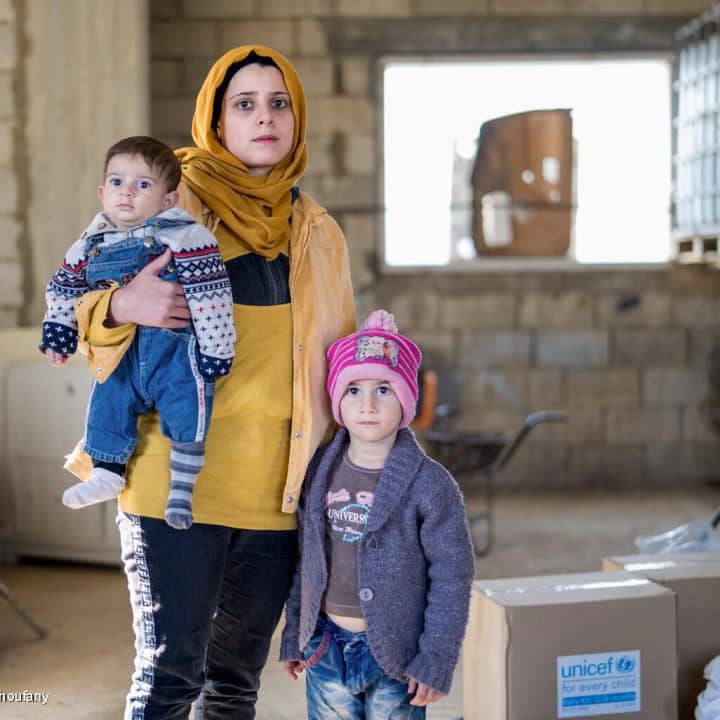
40, 135, 235, 529
280, 310, 475, 718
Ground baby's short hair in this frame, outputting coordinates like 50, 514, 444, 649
104, 136, 181, 191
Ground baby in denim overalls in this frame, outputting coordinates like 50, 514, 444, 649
40, 136, 235, 529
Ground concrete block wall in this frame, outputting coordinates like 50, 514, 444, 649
372, 267, 720, 487
148, 0, 720, 487
0, 0, 22, 327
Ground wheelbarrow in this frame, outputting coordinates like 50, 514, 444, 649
413, 369, 567, 555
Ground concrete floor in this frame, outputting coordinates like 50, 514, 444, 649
1, 486, 719, 719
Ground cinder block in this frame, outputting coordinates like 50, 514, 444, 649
594, 292, 671, 327
441, 294, 516, 329
182, 59, 216, 96
180, 0, 257, 18
460, 331, 532, 369
153, 22, 216, 58
568, 448, 645, 486
643, 0, 710, 14
306, 174, 374, 210
613, 329, 686, 365
528, 369, 564, 409
151, 61, 181, 98
491, 0, 566, 14
565, 409, 605, 446
566, 0, 642, 13
606, 408, 680, 446
519, 292, 592, 328
643, 367, 709, 408
470, 369, 529, 410
297, 19, 328, 55
0, 0, 14, 22
646, 445, 720, 484
151, 0, 177, 19
0, 306, 19, 327
0, 215, 20, 256
404, 329, 455, 368
257, 0, 331, 17
341, 57, 371, 96
0, 120, 12, 166
0, 257, 22, 301
152, 98, 196, 136
672, 296, 720, 328
0, 73, 13, 118
566, 368, 640, 408
376, 291, 441, 331
0, 23, 16, 71
308, 97, 374, 135
536, 331, 608, 367
306, 136, 333, 175
346, 135, 375, 175
415, 0, 490, 14
682, 407, 720, 444
503, 445, 568, 488
0, 167, 17, 213
291, 58, 334, 96
339, 212, 377, 253
688, 328, 720, 367
220, 21, 294, 56
337, 0, 411, 16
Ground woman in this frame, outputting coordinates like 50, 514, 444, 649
69, 45, 355, 719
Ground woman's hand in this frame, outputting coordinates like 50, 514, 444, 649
106, 249, 191, 328
407, 677, 445, 706
282, 660, 305, 680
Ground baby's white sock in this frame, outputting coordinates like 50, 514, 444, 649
62, 467, 125, 509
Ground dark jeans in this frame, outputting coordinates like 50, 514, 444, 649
117, 511, 297, 720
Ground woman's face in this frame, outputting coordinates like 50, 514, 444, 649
216, 63, 295, 175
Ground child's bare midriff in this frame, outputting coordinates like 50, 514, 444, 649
328, 613, 367, 633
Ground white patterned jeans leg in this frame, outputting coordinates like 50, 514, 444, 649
304, 614, 426, 720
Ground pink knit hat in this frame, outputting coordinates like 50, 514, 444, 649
326, 310, 422, 428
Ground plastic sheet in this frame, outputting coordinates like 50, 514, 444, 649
635, 509, 720, 554
696, 654, 720, 719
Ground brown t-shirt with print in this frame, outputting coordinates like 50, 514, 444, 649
322, 451, 380, 618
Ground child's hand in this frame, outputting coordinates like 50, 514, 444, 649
407, 677, 445, 706
283, 660, 305, 680
44, 348, 69, 367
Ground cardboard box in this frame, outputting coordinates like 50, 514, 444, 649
463, 571, 677, 720
602, 553, 720, 720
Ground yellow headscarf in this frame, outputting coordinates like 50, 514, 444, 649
175, 45, 308, 261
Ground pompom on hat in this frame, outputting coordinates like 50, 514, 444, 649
326, 310, 422, 428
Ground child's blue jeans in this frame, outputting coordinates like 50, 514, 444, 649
84, 325, 213, 463
303, 614, 425, 720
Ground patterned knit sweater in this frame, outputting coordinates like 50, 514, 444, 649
280, 427, 475, 695
41, 207, 235, 379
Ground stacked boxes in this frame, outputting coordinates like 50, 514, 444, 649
602, 552, 720, 720
463, 571, 677, 720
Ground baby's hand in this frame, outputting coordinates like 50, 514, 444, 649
407, 677, 445, 706
282, 660, 305, 680
44, 348, 69, 367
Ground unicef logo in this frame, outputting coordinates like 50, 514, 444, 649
616, 656, 635, 674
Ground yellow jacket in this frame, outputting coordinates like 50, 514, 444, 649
66, 185, 356, 526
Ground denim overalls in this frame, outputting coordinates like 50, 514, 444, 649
82, 218, 214, 465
